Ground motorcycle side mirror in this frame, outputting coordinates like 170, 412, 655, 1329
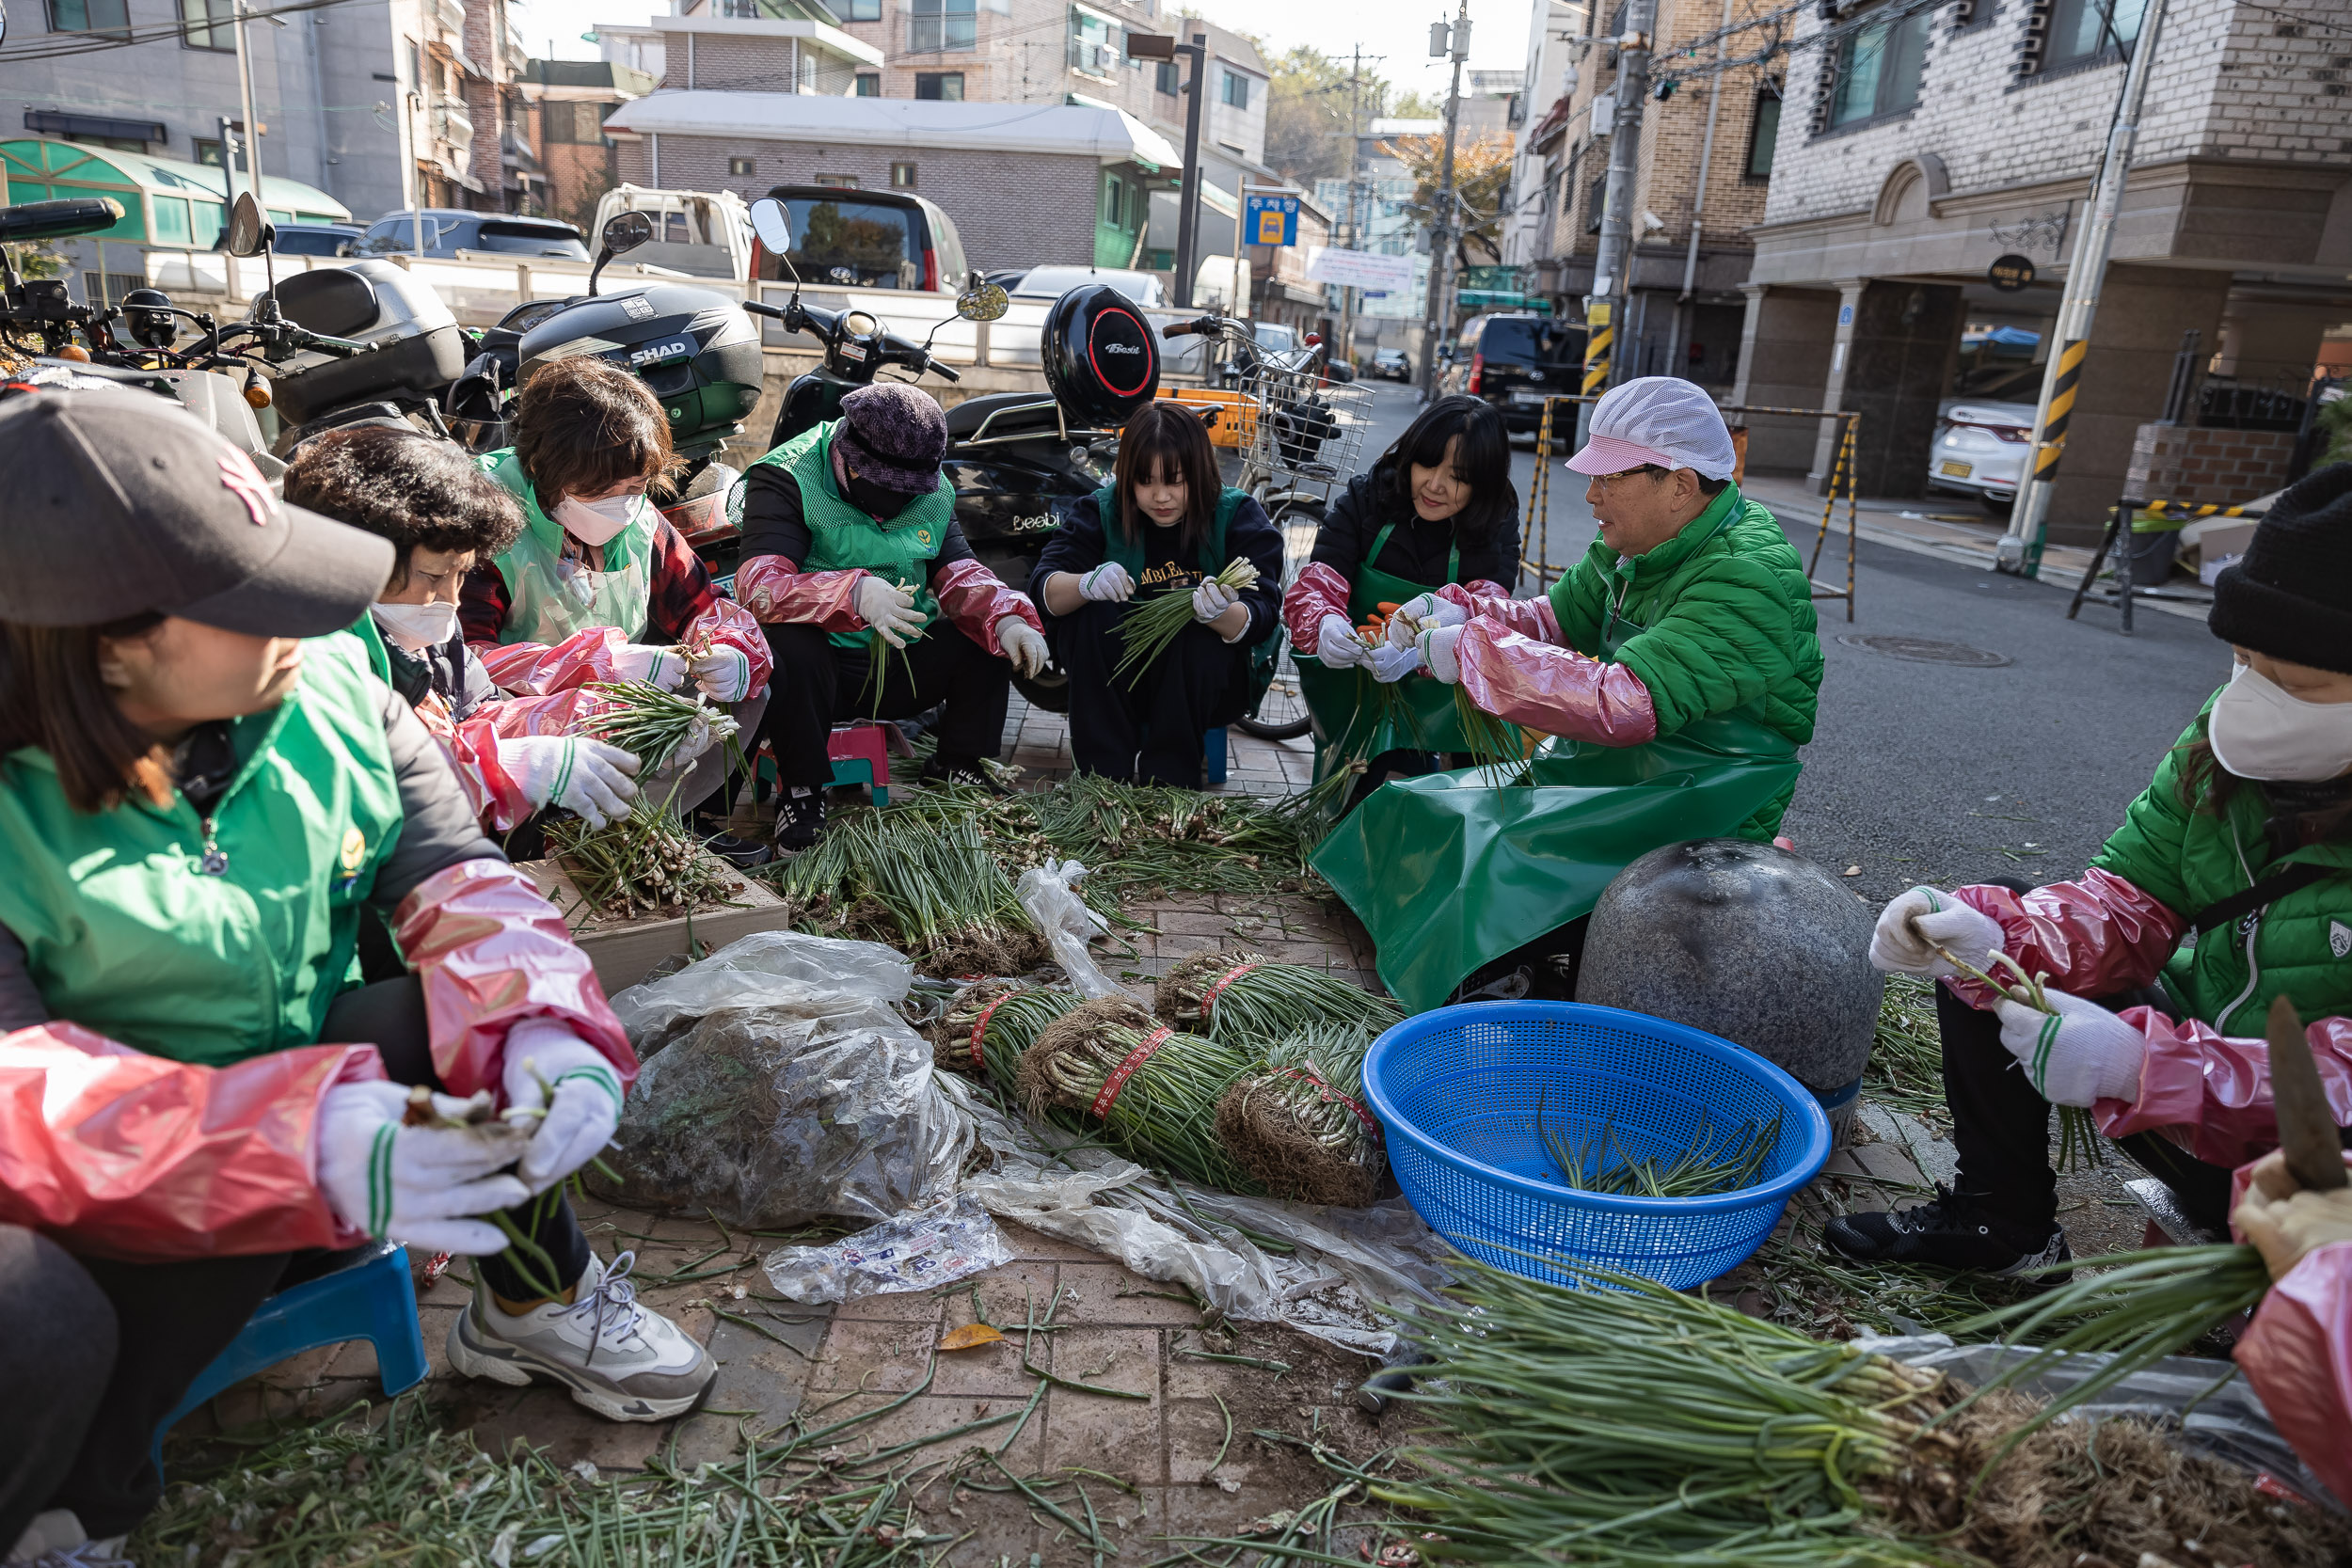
588, 209, 654, 297
748, 198, 791, 257
225, 192, 273, 259
956, 278, 1009, 324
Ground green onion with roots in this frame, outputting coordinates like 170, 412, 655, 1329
544, 783, 745, 922
936, 979, 1081, 1093
1156, 949, 1402, 1046
584, 678, 741, 777
1214, 1021, 1385, 1206
1015, 994, 1263, 1192
1113, 557, 1260, 685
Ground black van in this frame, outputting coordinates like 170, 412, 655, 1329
1442, 311, 1586, 433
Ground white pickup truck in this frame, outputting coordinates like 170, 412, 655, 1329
590, 185, 753, 281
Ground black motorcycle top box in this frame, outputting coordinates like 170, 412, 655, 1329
517, 283, 765, 452
1041, 284, 1157, 426
268, 260, 469, 427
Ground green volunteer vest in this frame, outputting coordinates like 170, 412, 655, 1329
0, 633, 407, 1067
480, 448, 656, 648
747, 421, 956, 651
1094, 483, 1249, 587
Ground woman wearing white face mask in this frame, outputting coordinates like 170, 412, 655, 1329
282, 429, 643, 838
467, 357, 774, 866
1828, 465, 2352, 1280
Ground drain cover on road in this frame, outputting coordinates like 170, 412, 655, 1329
1836, 634, 2012, 667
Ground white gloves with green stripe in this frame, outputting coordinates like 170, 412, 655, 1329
499, 736, 642, 828
1868, 886, 2006, 978
1993, 988, 2146, 1108
316, 1081, 531, 1255
501, 1021, 628, 1195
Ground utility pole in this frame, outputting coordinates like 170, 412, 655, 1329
1338, 45, 1364, 372
1997, 0, 2171, 577
1171, 30, 1210, 309
1415, 1, 1470, 400
1582, 0, 1654, 397
229, 0, 263, 209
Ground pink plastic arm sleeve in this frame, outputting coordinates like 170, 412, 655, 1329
682, 595, 775, 694
472, 626, 639, 698
1463, 578, 1509, 598
1284, 562, 1352, 653
1437, 581, 1558, 641
2233, 1231, 2352, 1508
444, 713, 532, 832
391, 860, 636, 1103
0, 1022, 383, 1261
735, 554, 867, 631
933, 557, 1042, 657
2096, 1010, 2352, 1168
1454, 616, 1660, 745
1946, 871, 2187, 1011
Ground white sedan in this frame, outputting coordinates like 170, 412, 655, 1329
1926, 398, 2037, 515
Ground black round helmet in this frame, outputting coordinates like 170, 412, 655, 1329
1041, 283, 1158, 425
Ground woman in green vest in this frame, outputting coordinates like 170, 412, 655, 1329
1283, 395, 1520, 793
1029, 401, 1285, 784
0, 394, 712, 1548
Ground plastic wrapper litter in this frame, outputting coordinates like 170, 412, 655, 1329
1015, 860, 1128, 1000
599, 930, 977, 1228
762, 1192, 1012, 1305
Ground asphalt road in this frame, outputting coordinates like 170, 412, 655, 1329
1342, 378, 2233, 903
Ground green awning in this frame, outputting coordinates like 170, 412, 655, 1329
1, 138, 350, 251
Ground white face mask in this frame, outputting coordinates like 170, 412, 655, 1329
372, 597, 460, 652
2206, 661, 2352, 783
554, 492, 646, 547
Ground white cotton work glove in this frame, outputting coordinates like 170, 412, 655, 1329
314, 1080, 532, 1256
1078, 562, 1136, 603
1315, 613, 1368, 669
997, 616, 1050, 677
1192, 579, 1240, 625
501, 1021, 626, 1196
498, 736, 641, 829
1870, 886, 2008, 978
2233, 1149, 2352, 1283
686, 641, 755, 704
610, 642, 689, 691
1368, 641, 1422, 684
1418, 623, 1465, 685
854, 575, 926, 648
1388, 593, 1467, 650
1992, 987, 2147, 1109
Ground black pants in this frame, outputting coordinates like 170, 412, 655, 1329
1056, 600, 1251, 785
760, 619, 1010, 789
1, 979, 591, 1543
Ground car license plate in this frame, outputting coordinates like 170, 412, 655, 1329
1511, 390, 1549, 405
1939, 460, 1973, 478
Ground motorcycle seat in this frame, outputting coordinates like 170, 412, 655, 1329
944, 391, 1061, 441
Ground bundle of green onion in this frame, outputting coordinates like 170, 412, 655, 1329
1536, 1095, 1784, 1198
544, 794, 745, 921
1112, 557, 1260, 684
771, 807, 1041, 974
1214, 1022, 1384, 1207
1157, 949, 1402, 1046
935, 978, 1081, 1094
1029, 771, 1318, 900
1016, 995, 1262, 1193
584, 678, 740, 776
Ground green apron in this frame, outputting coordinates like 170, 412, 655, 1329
1295, 522, 1476, 771
479, 451, 656, 648
1311, 607, 1803, 1014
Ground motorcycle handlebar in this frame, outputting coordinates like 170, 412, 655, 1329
290, 328, 368, 358
1161, 316, 1221, 339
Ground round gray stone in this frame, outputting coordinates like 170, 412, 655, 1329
1577, 838, 1883, 1145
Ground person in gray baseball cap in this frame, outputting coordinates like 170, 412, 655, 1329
0, 391, 709, 1559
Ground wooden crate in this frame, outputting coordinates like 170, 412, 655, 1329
518, 853, 799, 993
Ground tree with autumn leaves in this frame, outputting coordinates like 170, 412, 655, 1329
1385, 129, 1515, 268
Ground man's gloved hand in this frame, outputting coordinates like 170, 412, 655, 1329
1992, 987, 2146, 1108
1368, 641, 1422, 684
1078, 562, 1136, 603
315, 1080, 531, 1255
498, 736, 641, 829
1418, 623, 1466, 684
853, 576, 927, 648
1388, 593, 1467, 649
1870, 887, 2007, 977
998, 616, 1050, 677
686, 642, 755, 704
611, 642, 689, 690
1192, 579, 1240, 624
1315, 613, 1367, 668
501, 1021, 625, 1195
2233, 1148, 2352, 1282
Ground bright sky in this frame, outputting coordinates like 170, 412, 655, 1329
513, 0, 1535, 99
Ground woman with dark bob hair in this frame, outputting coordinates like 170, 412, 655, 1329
1281, 394, 1520, 790
1029, 401, 1285, 784
466, 356, 772, 864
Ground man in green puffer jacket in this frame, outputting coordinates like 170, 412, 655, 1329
1395, 376, 1823, 838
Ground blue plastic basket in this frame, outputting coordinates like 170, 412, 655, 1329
1363, 1001, 1832, 1289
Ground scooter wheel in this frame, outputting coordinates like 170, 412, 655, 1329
1012, 666, 1070, 715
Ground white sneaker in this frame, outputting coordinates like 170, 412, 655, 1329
446, 1251, 715, 1421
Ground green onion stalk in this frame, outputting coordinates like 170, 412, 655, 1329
1936, 943, 2106, 1171
1028, 770, 1318, 900
770, 807, 1041, 975
1214, 1021, 1385, 1207
865, 583, 927, 721
543, 785, 745, 922
936, 978, 1082, 1093
1157, 949, 1403, 1047
1451, 682, 1529, 787
1113, 558, 1260, 685
584, 677, 743, 778
1535, 1092, 1784, 1198
1015, 995, 1263, 1194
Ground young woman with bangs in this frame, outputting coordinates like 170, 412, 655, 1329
1031, 402, 1284, 784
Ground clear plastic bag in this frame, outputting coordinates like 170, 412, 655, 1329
1014, 860, 1128, 1001
762, 1192, 1012, 1305
612, 929, 914, 1056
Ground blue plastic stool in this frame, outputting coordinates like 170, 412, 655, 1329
151, 1241, 428, 1471
1204, 726, 1229, 786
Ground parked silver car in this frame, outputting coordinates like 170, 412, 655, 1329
1926, 398, 2037, 515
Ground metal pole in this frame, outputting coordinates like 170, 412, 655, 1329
230, 0, 263, 207
1172, 34, 1209, 309
1232, 183, 1246, 318
1415, 0, 1470, 399
1339, 44, 1362, 370
1997, 0, 2171, 577
1583, 0, 1654, 396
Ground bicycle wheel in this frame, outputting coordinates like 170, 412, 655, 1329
1233, 498, 1316, 741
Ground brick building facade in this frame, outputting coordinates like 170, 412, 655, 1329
517, 59, 657, 231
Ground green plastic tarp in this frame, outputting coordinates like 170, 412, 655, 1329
1311, 712, 1803, 1013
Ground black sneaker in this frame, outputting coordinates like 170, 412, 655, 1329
918, 757, 1010, 796
773, 787, 825, 852
1821, 1183, 2073, 1277
691, 818, 774, 869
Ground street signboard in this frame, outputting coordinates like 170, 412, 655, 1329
1988, 253, 2037, 292
1245, 193, 1299, 247
1305, 245, 1416, 293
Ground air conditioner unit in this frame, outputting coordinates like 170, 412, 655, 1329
1093, 43, 1120, 72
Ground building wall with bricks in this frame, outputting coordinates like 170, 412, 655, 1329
2124, 423, 2297, 509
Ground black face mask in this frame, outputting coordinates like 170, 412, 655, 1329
845, 469, 921, 520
